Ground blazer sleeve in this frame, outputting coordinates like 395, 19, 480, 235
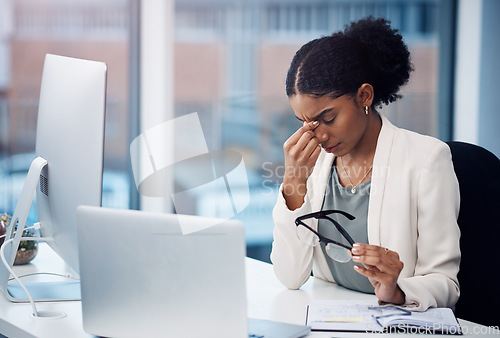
397, 142, 461, 310
270, 151, 334, 289
270, 183, 316, 290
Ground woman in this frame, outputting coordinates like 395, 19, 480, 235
271, 17, 460, 311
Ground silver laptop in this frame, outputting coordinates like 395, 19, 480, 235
76, 206, 310, 338
77, 206, 247, 337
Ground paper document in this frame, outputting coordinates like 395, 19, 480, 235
306, 300, 462, 334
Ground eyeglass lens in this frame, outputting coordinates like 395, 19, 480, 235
325, 242, 352, 263
296, 220, 352, 263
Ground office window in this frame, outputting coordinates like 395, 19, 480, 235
0, 0, 454, 263
172, 0, 451, 262
0, 0, 132, 224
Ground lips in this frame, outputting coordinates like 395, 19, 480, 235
323, 143, 340, 153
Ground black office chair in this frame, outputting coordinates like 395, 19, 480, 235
447, 141, 500, 327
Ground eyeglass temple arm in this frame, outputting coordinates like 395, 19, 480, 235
295, 222, 329, 242
294, 210, 355, 223
324, 216, 355, 245
295, 220, 353, 251
320, 209, 355, 220
294, 210, 355, 246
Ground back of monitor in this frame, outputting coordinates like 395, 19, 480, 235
0, 53, 106, 303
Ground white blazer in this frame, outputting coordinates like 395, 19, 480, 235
271, 115, 461, 311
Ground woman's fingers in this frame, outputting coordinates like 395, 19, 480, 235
352, 244, 403, 271
291, 130, 317, 157
283, 121, 322, 182
352, 253, 405, 304
283, 121, 319, 151
354, 264, 395, 283
351, 243, 405, 303
352, 244, 400, 263
351, 243, 393, 256
352, 253, 402, 273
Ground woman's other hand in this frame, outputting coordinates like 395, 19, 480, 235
351, 243, 405, 304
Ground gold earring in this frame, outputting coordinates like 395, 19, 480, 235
365, 106, 369, 115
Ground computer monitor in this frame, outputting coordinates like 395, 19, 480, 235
0, 53, 107, 303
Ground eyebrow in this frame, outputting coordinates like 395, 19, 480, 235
295, 108, 333, 122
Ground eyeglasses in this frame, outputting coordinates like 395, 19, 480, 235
295, 210, 355, 263
368, 306, 412, 328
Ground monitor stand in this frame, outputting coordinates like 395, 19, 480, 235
0, 156, 80, 303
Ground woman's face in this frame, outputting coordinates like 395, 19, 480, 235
289, 93, 369, 157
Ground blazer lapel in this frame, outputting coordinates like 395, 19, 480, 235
367, 114, 396, 246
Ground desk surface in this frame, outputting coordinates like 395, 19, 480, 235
1, 244, 498, 338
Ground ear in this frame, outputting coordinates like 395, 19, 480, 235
356, 83, 374, 107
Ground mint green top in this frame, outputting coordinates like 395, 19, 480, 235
317, 165, 375, 294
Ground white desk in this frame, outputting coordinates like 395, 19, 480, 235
1, 244, 498, 338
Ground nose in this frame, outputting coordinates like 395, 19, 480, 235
313, 125, 328, 144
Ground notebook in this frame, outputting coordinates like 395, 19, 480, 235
76, 206, 310, 338
306, 300, 461, 334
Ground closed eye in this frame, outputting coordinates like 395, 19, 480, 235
323, 116, 336, 124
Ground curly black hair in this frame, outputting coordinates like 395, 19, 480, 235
285, 16, 413, 107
